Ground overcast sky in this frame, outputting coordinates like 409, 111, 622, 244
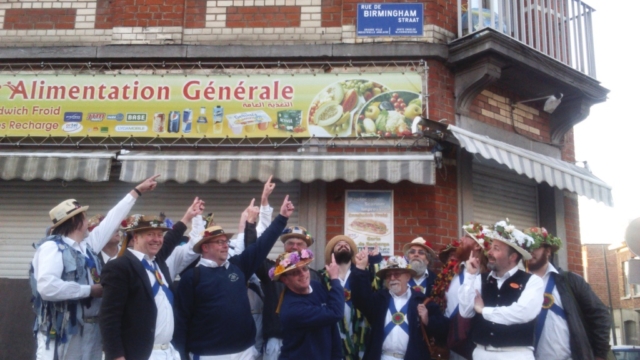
574, 0, 640, 245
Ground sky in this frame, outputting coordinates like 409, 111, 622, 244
574, 0, 640, 245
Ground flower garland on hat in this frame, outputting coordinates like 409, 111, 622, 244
462, 222, 492, 254
269, 249, 314, 280
494, 218, 535, 251
525, 227, 563, 250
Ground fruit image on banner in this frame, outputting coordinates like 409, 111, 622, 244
0, 73, 422, 138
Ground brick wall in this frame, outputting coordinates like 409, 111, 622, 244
583, 244, 619, 309
427, 60, 455, 124
564, 192, 583, 275
0, 0, 455, 46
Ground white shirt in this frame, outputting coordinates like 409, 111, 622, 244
101, 247, 120, 265
197, 257, 229, 269
229, 205, 273, 257
458, 265, 544, 326
338, 269, 353, 337
534, 263, 571, 360
381, 288, 411, 357
445, 264, 464, 318
32, 194, 136, 308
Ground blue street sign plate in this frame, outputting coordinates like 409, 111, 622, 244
357, 3, 424, 37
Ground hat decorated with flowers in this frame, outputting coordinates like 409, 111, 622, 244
280, 226, 314, 246
87, 214, 128, 233
462, 222, 492, 253
376, 255, 417, 279
489, 219, 535, 260
193, 225, 234, 254
438, 239, 460, 263
270, 249, 314, 281
524, 227, 562, 252
124, 214, 172, 233
402, 237, 437, 258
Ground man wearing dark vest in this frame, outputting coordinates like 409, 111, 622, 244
525, 227, 611, 360
458, 220, 543, 360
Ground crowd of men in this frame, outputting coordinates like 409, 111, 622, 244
30, 175, 613, 360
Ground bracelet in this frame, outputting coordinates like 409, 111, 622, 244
133, 188, 142, 196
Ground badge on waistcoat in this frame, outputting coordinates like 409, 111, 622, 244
344, 289, 351, 302
229, 273, 239, 282
509, 282, 522, 289
155, 270, 165, 286
90, 267, 101, 284
392, 312, 405, 325
412, 285, 425, 293
542, 293, 555, 309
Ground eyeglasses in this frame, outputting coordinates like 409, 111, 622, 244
408, 249, 426, 255
210, 239, 230, 246
386, 271, 405, 279
287, 266, 309, 277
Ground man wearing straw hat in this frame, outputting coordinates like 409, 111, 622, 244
274, 250, 344, 360
29, 175, 159, 360
458, 219, 544, 360
403, 237, 437, 296
173, 196, 294, 360
524, 227, 610, 360
350, 253, 447, 360
100, 198, 205, 360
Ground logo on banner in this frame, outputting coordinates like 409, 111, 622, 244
87, 113, 105, 122
126, 113, 147, 122
62, 123, 83, 133
107, 113, 124, 121
63, 112, 83, 122
115, 125, 147, 132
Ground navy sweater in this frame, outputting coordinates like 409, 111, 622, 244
173, 214, 288, 357
279, 280, 344, 360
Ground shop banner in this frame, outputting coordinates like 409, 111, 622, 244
345, 190, 394, 256
357, 3, 424, 37
0, 73, 422, 138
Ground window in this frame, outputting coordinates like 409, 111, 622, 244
625, 320, 639, 345
624, 261, 631, 298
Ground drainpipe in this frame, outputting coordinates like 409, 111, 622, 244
603, 244, 617, 345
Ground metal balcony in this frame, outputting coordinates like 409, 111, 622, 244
457, 0, 597, 78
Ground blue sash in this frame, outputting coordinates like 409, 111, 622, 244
383, 299, 410, 339
534, 273, 566, 349
142, 259, 174, 306
409, 276, 428, 294
450, 270, 464, 318
84, 252, 101, 284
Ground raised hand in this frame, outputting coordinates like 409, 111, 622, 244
262, 175, 276, 206
134, 174, 160, 195
182, 197, 204, 223
368, 244, 380, 257
417, 303, 428, 325
280, 195, 294, 218
246, 198, 260, 224
325, 253, 339, 280
355, 249, 369, 270
466, 251, 480, 275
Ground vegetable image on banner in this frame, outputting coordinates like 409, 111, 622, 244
0, 73, 422, 138
345, 190, 394, 256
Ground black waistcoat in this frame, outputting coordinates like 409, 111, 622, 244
471, 269, 536, 347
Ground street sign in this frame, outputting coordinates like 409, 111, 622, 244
357, 3, 424, 37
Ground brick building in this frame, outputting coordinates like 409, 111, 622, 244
0, 0, 612, 357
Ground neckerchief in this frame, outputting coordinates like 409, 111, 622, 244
142, 259, 174, 305
534, 272, 566, 349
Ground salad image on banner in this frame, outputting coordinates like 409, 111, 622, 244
345, 190, 394, 256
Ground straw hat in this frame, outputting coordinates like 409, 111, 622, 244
524, 227, 562, 253
402, 237, 437, 258
124, 214, 172, 234
462, 222, 492, 251
49, 199, 89, 229
324, 235, 357, 265
376, 256, 417, 279
438, 240, 460, 263
487, 220, 534, 261
193, 225, 234, 254
280, 226, 314, 246
270, 249, 315, 281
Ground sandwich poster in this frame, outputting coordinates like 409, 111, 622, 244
345, 190, 394, 256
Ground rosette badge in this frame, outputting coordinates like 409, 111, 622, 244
269, 249, 314, 281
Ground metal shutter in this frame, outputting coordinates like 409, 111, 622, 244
0, 180, 299, 279
472, 163, 539, 230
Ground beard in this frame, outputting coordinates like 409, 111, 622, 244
410, 259, 427, 276
388, 280, 403, 295
528, 253, 549, 272
334, 249, 353, 265
455, 244, 473, 262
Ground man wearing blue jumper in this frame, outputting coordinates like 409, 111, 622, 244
275, 250, 344, 360
173, 195, 294, 360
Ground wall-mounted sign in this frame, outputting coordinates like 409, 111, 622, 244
345, 190, 394, 256
0, 73, 423, 138
357, 3, 424, 37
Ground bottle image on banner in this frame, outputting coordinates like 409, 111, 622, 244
168, 111, 180, 133
196, 107, 209, 134
152, 112, 166, 133
213, 105, 224, 134
183, 108, 193, 134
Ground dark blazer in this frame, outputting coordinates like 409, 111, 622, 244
350, 268, 447, 360
99, 221, 186, 360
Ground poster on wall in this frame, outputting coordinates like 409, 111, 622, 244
345, 190, 394, 256
0, 72, 423, 138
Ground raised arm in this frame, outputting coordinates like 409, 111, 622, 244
457, 252, 482, 319
258, 175, 276, 235
165, 198, 206, 279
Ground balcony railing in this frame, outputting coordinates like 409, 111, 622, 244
457, 0, 597, 78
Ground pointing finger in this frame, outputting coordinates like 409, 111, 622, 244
249, 198, 255, 207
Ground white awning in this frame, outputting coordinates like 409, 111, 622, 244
118, 151, 436, 185
0, 150, 115, 182
448, 125, 613, 206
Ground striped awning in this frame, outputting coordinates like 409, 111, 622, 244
0, 150, 115, 182
448, 125, 613, 206
118, 151, 435, 185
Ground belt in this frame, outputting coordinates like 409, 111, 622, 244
382, 350, 405, 358
478, 344, 532, 352
153, 343, 170, 350
83, 316, 99, 324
